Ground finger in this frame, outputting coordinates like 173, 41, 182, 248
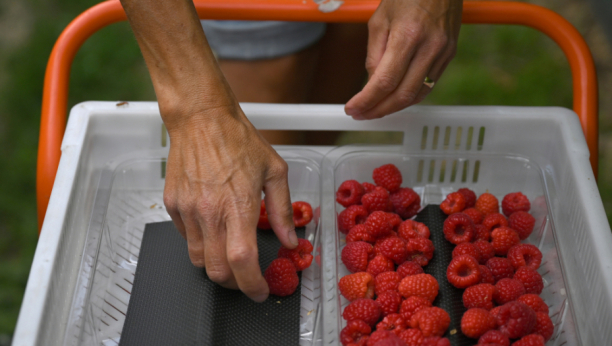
201, 209, 238, 289
164, 192, 187, 239
263, 158, 298, 249
178, 205, 207, 268
413, 54, 453, 105
364, 16, 389, 79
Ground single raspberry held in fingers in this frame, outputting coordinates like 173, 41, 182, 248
533, 312, 554, 341
257, 200, 271, 230
517, 294, 549, 314
343, 298, 382, 327
390, 187, 421, 219
398, 273, 439, 302
376, 237, 408, 264
473, 240, 495, 265
512, 334, 545, 346
507, 244, 542, 271
482, 213, 508, 232
367, 255, 395, 277
474, 224, 490, 241
376, 313, 407, 336
398, 328, 424, 346
362, 187, 393, 213
375, 271, 401, 295
490, 227, 520, 256
341, 320, 372, 346
494, 278, 526, 305
337, 180, 366, 207
476, 193, 499, 215
452, 242, 482, 263
478, 330, 510, 346
463, 283, 496, 310
347, 224, 377, 244
377, 290, 403, 316
508, 211, 536, 240
397, 261, 424, 278
486, 257, 515, 282
496, 301, 537, 339
373, 164, 403, 192
405, 238, 434, 266
463, 207, 484, 224
440, 192, 466, 215
457, 188, 477, 208
292, 201, 313, 227
443, 213, 475, 244
339, 272, 375, 301
363, 182, 377, 193
461, 308, 497, 338
339, 205, 369, 234
410, 307, 450, 337
514, 267, 543, 294
366, 211, 394, 238
399, 295, 432, 322
501, 192, 531, 217
342, 241, 374, 273
264, 258, 299, 297
446, 255, 482, 288
479, 265, 496, 284
278, 238, 314, 271
398, 220, 430, 240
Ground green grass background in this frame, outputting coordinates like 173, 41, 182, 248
0, 0, 610, 342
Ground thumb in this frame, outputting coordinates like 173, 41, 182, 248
263, 162, 298, 249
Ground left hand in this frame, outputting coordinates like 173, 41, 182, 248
345, 0, 463, 119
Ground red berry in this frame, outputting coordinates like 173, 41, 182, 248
463, 283, 496, 310
342, 241, 374, 273
366, 211, 394, 238
363, 182, 377, 193
410, 307, 450, 337
376, 313, 407, 336
398, 273, 439, 302
443, 213, 475, 244
398, 328, 424, 346
478, 330, 510, 346
264, 258, 299, 297
373, 164, 403, 193
473, 240, 495, 265
398, 220, 430, 240
362, 187, 393, 213
507, 244, 542, 271
533, 312, 554, 341
496, 301, 537, 339
366, 330, 399, 346
512, 334, 545, 346
482, 213, 508, 232
461, 308, 496, 338
446, 255, 482, 288
405, 238, 434, 266
463, 207, 484, 224
421, 336, 450, 346
452, 242, 481, 263
375, 271, 401, 295
517, 294, 549, 314
494, 278, 526, 305
474, 224, 490, 241
339, 205, 369, 234
343, 298, 382, 327
476, 193, 499, 215
490, 227, 520, 256
440, 192, 466, 215
508, 211, 536, 240
375, 237, 408, 264
457, 188, 477, 208
292, 201, 313, 227
389, 187, 421, 219
278, 238, 314, 271
513, 267, 543, 294
479, 265, 496, 284
257, 200, 272, 230
397, 261, 425, 278
347, 224, 377, 244
340, 319, 371, 346
486, 257, 515, 282
501, 192, 530, 217
376, 290, 402, 316
337, 180, 366, 207
367, 255, 395, 277
386, 212, 403, 231
339, 272, 375, 301
399, 295, 432, 322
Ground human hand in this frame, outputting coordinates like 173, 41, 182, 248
345, 0, 462, 119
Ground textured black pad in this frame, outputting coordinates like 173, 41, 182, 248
415, 205, 470, 346
119, 222, 304, 346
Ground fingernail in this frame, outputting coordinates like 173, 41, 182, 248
288, 229, 299, 246
253, 293, 268, 303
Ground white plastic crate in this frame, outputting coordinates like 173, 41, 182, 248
13, 102, 612, 346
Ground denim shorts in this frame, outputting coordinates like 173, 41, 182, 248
201, 20, 327, 60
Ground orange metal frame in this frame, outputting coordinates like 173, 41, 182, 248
37, 0, 599, 231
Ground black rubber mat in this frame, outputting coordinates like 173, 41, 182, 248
119, 222, 305, 346
415, 205, 470, 346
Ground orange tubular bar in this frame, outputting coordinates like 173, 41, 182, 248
37, 0, 599, 231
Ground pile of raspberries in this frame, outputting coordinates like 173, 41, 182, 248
335, 163, 552, 346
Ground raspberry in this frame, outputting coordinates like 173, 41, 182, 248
339, 205, 369, 234
367, 255, 395, 277
501, 192, 530, 217
476, 193, 499, 215
489, 305, 502, 322
463, 207, 484, 224
512, 334, 545, 346
508, 211, 536, 240
443, 213, 475, 244
363, 182, 377, 193
463, 283, 496, 310
398, 274, 439, 302
386, 212, 403, 231
366, 211, 394, 238
341, 319, 371, 346
478, 330, 510, 346
473, 240, 495, 265
486, 257, 515, 282
409, 307, 450, 337
507, 244, 542, 271
264, 258, 299, 297
375, 237, 408, 264
366, 330, 400, 346
342, 241, 374, 273
278, 238, 314, 271
446, 255, 481, 288
343, 298, 382, 327
405, 238, 434, 266
461, 308, 496, 338
494, 278, 526, 305
397, 261, 425, 278
533, 312, 554, 341
474, 224, 490, 241
339, 272, 375, 301
482, 213, 508, 232
457, 188, 477, 208
257, 200, 271, 230
398, 220, 430, 240
376, 313, 407, 336
513, 267, 543, 294
398, 328, 424, 346
399, 295, 432, 322
362, 187, 393, 213
440, 192, 466, 215
452, 243, 481, 263
422, 336, 450, 346
375, 271, 401, 295
292, 201, 313, 227
376, 290, 402, 316
373, 164, 403, 192
496, 301, 537, 339
517, 294, 549, 314
490, 227, 520, 256
347, 224, 377, 244
479, 265, 496, 284
337, 180, 366, 207
389, 187, 421, 219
